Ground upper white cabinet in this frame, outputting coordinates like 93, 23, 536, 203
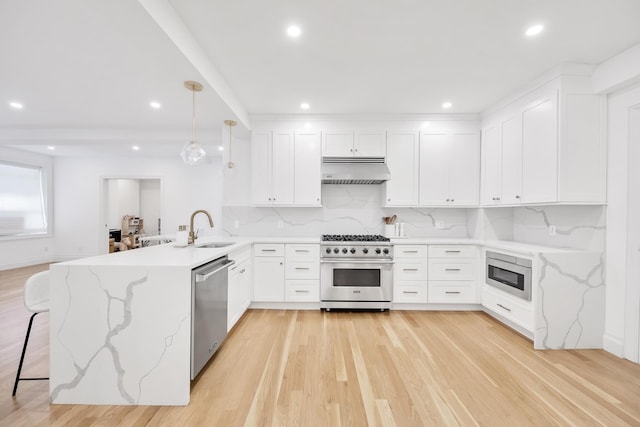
481, 74, 606, 205
384, 131, 419, 206
293, 130, 322, 206
482, 114, 522, 206
252, 129, 321, 206
322, 131, 386, 157
419, 129, 480, 207
251, 131, 294, 205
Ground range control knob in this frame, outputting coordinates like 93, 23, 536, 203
350, 248, 356, 254
325, 248, 332, 254
362, 248, 369, 254
342, 248, 348, 254
383, 248, 389, 254
333, 248, 339, 254
375, 248, 381, 254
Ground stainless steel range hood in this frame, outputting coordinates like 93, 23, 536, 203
321, 157, 390, 184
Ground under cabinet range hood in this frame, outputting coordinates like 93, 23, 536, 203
321, 157, 390, 184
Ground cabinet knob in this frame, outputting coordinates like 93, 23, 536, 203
388, 198, 391, 201
317, 198, 320, 201
451, 199, 454, 202
446, 198, 450, 202
268, 198, 272, 201
279, 262, 283, 266
350, 148, 353, 152
355, 149, 358, 152
515, 195, 520, 199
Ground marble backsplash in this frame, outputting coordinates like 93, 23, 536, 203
221, 185, 470, 238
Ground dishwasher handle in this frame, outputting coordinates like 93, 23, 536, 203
195, 260, 236, 283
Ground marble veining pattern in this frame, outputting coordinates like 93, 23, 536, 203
535, 252, 605, 349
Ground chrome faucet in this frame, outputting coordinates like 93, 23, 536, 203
189, 210, 214, 244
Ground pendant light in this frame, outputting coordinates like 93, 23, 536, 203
180, 81, 206, 165
224, 119, 237, 168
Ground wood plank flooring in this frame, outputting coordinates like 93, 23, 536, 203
2, 264, 640, 426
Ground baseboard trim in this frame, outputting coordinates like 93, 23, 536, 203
0, 256, 55, 271
603, 333, 625, 358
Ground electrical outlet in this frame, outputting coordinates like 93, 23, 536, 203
233, 220, 240, 229
435, 220, 445, 230
548, 225, 557, 236
277, 220, 284, 229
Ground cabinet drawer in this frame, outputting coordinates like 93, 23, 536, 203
285, 280, 319, 302
428, 281, 476, 303
285, 259, 319, 280
394, 261, 428, 281
254, 243, 285, 257
428, 259, 476, 280
428, 245, 476, 258
393, 283, 428, 303
394, 245, 427, 258
285, 244, 319, 258
482, 286, 533, 331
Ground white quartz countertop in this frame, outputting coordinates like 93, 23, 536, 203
390, 237, 483, 245
483, 240, 591, 255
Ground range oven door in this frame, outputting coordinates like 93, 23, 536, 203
320, 259, 393, 302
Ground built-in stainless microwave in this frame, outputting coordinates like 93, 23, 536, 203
485, 251, 532, 301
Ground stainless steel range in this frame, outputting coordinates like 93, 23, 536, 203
320, 234, 393, 311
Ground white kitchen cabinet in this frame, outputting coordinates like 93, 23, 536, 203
384, 131, 419, 206
481, 115, 522, 206
228, 247, 252, 332
419, 132, 480, 206
294, 130, 322, 206
481, 74, 606, 205
393, 244, 428, 303
427, 245, 478, 304
285, 244, 319, 302
251, 131, 294, 205
322, 130, 386, 158
252, 244, 285, 302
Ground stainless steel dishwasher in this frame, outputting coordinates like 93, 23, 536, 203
191, 256, 235, 379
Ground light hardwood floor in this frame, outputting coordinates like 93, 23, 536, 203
2, 264, 640, 426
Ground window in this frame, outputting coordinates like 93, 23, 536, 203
0, 162, 48, 236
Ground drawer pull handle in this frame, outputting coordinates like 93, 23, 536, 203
240, 269, 246, 273
497, 303, 511, 312
403, 268, 419, 271
295, 250, 310, 253
403, 291, 419, 294
445, 268, 461, 271
403, 250, 418, 253
295, 267, 310, 270
445, 291, 461, 294
261, 249, 277, 252
445, 250, 461, 253
295, 290, 310, 293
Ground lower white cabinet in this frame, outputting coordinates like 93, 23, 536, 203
427, 245, 479, 304
285, 244, 319, 302
428, 281, 475, 304
393, 245, 428, 303
393, 283, 428, 303
228, 247, 252, 331
252, 244, 285, 302
482, 285, 533, 332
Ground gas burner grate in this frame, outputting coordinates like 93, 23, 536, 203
322, 234, 390, 242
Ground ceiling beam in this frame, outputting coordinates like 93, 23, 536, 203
137, 0, 251, 131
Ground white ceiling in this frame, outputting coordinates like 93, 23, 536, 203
1, 0, 640, 155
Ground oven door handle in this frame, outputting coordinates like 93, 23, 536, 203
321, 259, 394, 264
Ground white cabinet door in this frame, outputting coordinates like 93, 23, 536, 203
271, 131, 294, 205
419, 133, 451, 206
355, 131, 386, 157
521, 94, 558, 203
449, 133, 479, 206
500, 116, 522, 204
238, 261, 251, 313
252, 257, 285, 302
482, 124, 501, 205
294, 131, 321, 205
322, 131, 354, 157
251, 132, 272, 205
385, 131, 419, 206
227, 264, 240, 332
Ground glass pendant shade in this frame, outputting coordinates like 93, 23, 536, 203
181, 140, 206, 165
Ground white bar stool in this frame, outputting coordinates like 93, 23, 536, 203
12, 270, 49, 396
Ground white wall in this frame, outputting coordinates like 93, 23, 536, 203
604, 83, 640, 360
0, 147, 54, 269
54, 155, 223, 260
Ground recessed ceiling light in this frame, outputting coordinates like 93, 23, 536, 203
47, 146, 55, 150
218, 146, 224, 151
300, 102, 310, 110
287, 25, 301, 37
442, 102, 452, 109
525, 24, 544, 37
9, 102, 23, 109
150, 101, 162, 109
304, 122, 312, 128
132, 146, 140, 151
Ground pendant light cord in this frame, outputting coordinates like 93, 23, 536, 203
191, 86, 196, 143
228, 123, 232, 163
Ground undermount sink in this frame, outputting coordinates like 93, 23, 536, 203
195, 242, 234, 249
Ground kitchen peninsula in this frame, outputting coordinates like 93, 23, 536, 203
49, 239, 250, 406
